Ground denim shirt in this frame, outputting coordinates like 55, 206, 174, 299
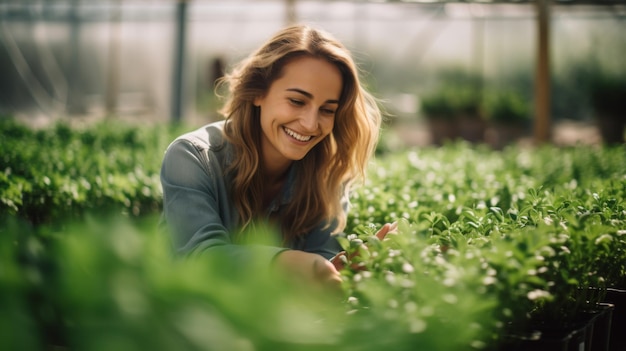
160, 121, 344, 266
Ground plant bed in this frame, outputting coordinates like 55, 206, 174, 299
500, 303, 613, 351
500, 324, 587, 351
586, 303, 614, 351
603, 288, 626, 351
1, 120, 625, 351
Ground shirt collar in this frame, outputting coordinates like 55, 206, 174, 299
268, 164, 296, 213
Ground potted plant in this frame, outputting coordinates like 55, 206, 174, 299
421, 85, 484, 145
481, 89, 530, 150
452, 85, 486, 144
420, 86, 458, 146
420, 68, 485, 146
589, 74, 626, 144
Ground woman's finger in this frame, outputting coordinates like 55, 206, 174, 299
375, 223, 390, 240
376, 221, 398, 240
330, 251, 347, 271
313, 258, 344, 293
388, 221, 399, 234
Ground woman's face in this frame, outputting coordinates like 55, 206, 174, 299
254, 56, 342, 173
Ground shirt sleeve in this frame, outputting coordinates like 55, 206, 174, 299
295, 193, 349, 260
299, 228, 344, 260
160, 139, 287, 266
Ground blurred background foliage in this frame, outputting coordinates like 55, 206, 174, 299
0, 0, 624, 143
1, 1, 626, 350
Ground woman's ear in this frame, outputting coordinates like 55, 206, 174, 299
253, 96, 262, 107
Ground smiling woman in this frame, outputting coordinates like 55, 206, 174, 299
160, 24, 392, 291
255, 56, 342, 176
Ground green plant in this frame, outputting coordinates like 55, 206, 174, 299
345, 143, 625, 341
481, 89, 530, 125
0, 117, 188, 224
0, 217, 40, 350
589, 74, 626, 115
420, 87, 456, 120
421, 85, 481, 120
337, 220, 500, 350
588, 72, 626, 144
1, 119, 625, 350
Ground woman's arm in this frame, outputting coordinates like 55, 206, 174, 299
161, 139, 287, 265
273, 249, 343, 293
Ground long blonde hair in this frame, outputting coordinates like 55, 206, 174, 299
218, 24, 381, 242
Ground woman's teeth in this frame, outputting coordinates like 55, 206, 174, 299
284, 127, 312, 142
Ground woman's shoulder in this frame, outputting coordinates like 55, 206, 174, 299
166, 120, 233, 163
174, 120, 227, 150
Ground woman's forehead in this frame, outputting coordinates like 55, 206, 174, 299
271, 56, 343, 102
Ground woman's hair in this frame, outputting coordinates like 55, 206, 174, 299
218, 24, 381, 241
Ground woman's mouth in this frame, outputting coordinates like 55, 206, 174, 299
283, 127, 313, 142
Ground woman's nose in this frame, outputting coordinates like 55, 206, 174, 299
299, 107, 318, 131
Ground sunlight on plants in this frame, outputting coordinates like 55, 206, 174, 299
1, 119, 625, 350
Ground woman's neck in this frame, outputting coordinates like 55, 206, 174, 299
259, 152, 292, 208
262, 158, 292, 183
261, 171, 288, 209
264, 163, 290, 188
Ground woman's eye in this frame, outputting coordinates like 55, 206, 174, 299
321, 108, 336, 115
289, 98, 304, 106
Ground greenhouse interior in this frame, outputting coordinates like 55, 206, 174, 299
1, 1, 625, 351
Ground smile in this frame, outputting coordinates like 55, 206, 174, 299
283, 127, 313, 142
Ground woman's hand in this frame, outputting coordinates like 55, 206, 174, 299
272, 222, 398, 292
374, 221, 399, 240
273, 250, 343, 293
330, 222, 398, 271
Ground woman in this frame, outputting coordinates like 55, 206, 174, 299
160, 24, 396, 291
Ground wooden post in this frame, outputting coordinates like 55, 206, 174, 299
534, 0, 551, 144
171, 0, 188, 122
67, 0, 86, 115
105, 0, 121, 116
285, 0, 296, 25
